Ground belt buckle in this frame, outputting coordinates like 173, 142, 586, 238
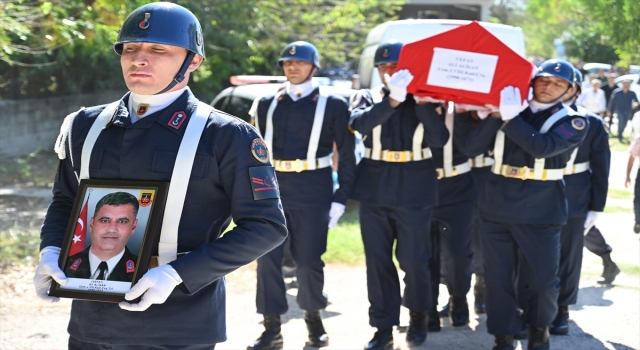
281, 160, 293, 172
391, 151, 408, 162
295, 159, 302, 173
506, 165, 527, 180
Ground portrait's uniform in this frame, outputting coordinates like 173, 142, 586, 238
465, 102, 588, 336
427, 104, 478, 323
252, 85, 355, 315
65, 246, 138, 282
40, 89, 287, 345
349, 87, 449, 328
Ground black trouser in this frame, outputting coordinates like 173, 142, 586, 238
256, 206, 329, 314
428, 200, 475, 307
481, 219, 561, 336
472, 211, 485, 278
584, 226, 612, 256
69, 337, 215, 350
556, 216, 586, 306
360, 202, 433, 328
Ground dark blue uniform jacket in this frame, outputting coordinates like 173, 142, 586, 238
41, 90, 287, 345
431, 111, 478, 206
255, 88, 355, 209
565, 104, 610, 217
465, 103, 588, 225
349, 89, 449, 208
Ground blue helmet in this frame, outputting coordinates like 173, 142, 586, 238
573, 67, 583, 92
114, 2, 205, 59
374, 41, 403, 66
534, 59, 575, 86
279, 41, 320, 68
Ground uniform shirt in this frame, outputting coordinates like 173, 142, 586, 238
577, 88, 607, 114
465, 103, 588, 225
41, 89, 287, 345
254, 88, 355, 208
431, 110, 478, 207
349, 89, 449, 208
564, 104, 610, 217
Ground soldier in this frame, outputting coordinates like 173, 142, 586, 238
248, 41, 356, 349
426, 103, 479, 331
32, 3, 287, 349
349, 40, 449, 349
466, 59, 588, 350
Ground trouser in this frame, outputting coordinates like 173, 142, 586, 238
69, 337, 215, 349
428, 200, 475, 307
556, 216, 586, 306
617, 111, 632, 140
256, 207, 329, 314
471, 213, 485, 277
480, 219, 561, 336
360, 202, 433, 328
635, 167, 640, 223
584, 226, 612, 256
282, 235, 296, 269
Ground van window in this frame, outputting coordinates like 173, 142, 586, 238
213, 96, 227, 110
222, 96, 253, 122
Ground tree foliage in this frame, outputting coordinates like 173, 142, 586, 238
0, 0, 403, 100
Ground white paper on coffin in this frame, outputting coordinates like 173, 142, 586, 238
427, 48, 499, 94
62, 278, 132, 294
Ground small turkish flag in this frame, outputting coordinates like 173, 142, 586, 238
69, 194, 89, 256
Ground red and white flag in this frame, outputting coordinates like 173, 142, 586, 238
68, 194, 89, 256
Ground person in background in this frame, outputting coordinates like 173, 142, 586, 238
625, 134, 640, 234
577, 79, 607, 117
608, 79, 639, 144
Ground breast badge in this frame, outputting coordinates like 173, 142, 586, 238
251, 138, 270, 164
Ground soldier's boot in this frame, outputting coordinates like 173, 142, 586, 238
492, 335, 515, 350
406, 310, 428, 347
427, 308, 441, 332
549, 305, 570, 335
247, 314, 283, 350
448, 295, 470, 327
364, 328, 393, 350
473, 275, 487, 314
527, 326, 550, 350
597, 253, 621, 284
304, 310, 329, 348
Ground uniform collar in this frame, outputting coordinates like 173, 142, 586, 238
128, 87, 188, 123
529, 99, 556, 113
88, 247, 125, 279
285, 79, 318, 101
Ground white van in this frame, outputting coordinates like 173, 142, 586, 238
358, 19, 527, 88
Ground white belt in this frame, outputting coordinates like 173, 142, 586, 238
363, 147, 432, 162
471, 155, 495, 168
564, 161, 590, 175
274, 153, 332, 172
492, 164, 564, 181
437, 160, 472, 179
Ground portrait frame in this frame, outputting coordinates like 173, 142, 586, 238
49, 179, 168, 303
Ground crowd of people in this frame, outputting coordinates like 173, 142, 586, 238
30, 3, 631, 350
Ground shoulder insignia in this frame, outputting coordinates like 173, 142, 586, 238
54, 108, 83, 160
249, 166, 280, 200
126, 260, 135, 273
168, 111, 188, 130
251, 138, 270, 164
70, 258, 82, 271
571, 118, 586, 130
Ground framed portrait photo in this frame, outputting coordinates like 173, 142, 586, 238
48, 179, 168, 302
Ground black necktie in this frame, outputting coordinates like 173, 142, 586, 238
96, 261, 108, 280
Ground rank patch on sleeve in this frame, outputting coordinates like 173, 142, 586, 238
249, 166, 280, 200
570, 118, 586, 130
168, 111, 188, 130
251, 138, 270, 164
553, 123, 578, 140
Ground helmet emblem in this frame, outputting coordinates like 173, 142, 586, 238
196, 32, 203, 46
554, 63, 561, 72
139, 13, 151, 29
289, 46, 296, 55
383, 48, 389, 58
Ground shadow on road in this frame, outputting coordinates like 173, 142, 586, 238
572, 285, 615, 310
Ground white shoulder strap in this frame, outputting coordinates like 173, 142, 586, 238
80, 101, 120, 180
491, 129, 506, 174
540, 107, 569, 133
306, 87, 328, 170
371, 87, 385, 161
443, 102, 455, 176
264, 91, 284, 163
157, 101, 212, 266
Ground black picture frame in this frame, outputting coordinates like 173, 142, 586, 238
48, 179, 168, 303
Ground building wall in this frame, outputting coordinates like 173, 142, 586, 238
0, 90, 124, 158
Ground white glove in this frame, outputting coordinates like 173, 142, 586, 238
328, 202, 346, 228
384, 69, 414, 103
584, 211, 600, 232
119, 264, 182, 312
499, 86, 528, 121
33, 246, 68, 302
413, 95, 444, 104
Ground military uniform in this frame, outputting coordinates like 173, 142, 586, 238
253, 87, 355, 315
427, 105, 478, 324
465, 102, 588, 336
65, 246, 139, 282
41, 89, 287, 346
350, 88, 449, 328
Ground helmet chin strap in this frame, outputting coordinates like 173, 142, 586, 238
156, 51, 196, 95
